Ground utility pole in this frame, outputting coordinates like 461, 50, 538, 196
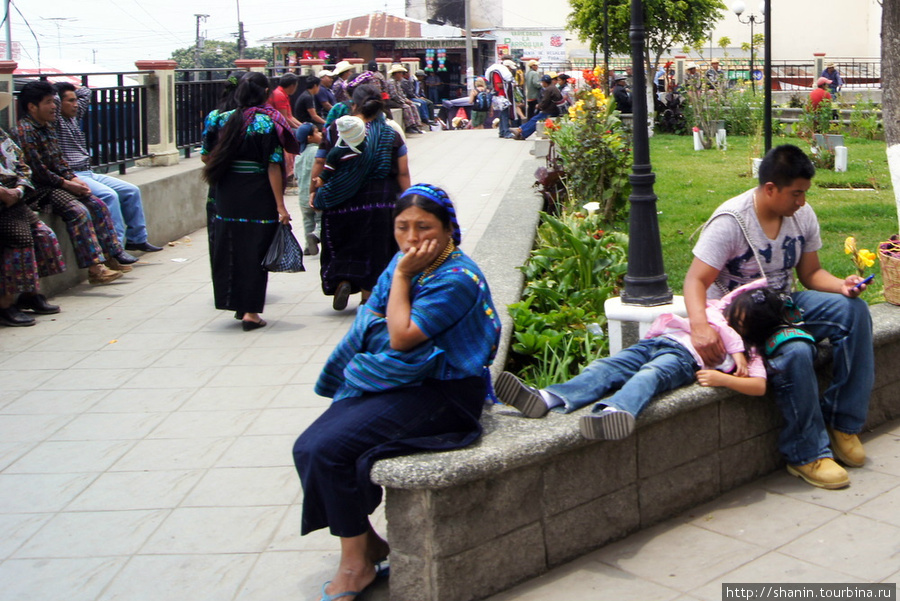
4, 0, 11, 60
41, 17, 76, 61
236, 1, 246, 60
194, 14, 209, 68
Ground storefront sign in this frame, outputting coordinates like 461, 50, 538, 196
396, 39, 468, 49
494, 29, 566, 64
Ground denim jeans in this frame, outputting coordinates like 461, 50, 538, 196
497, 109, 512, 138
520, 111, 550, 140
411, 98, 432, 123
76, 170, 147, 244
767, 291, 873, 465
546, 337, 697, 416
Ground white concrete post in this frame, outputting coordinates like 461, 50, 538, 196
0, 60, 16, 133
834, 146, 848, 172
134, 60, 180, 167
604, 296, 687, 355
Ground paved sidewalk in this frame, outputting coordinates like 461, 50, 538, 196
2, 126, 899, 601
0, 128, 537, 601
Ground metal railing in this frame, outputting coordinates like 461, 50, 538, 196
174, 70, 231, 157
14, 71, 151, 174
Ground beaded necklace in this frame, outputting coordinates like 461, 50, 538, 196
417, 240, 456, 282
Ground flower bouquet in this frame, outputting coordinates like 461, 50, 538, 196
877, 235, 900, 305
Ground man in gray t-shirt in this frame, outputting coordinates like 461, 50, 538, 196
684, 144, 873, 491
693, 188, 821, 299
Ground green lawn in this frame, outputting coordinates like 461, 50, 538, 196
615, 134, 897, 302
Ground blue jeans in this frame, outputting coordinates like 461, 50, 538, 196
546, 337, 697, 416
411, 98, 432, 123
497, 109, 512, 138
76, 170, 147, 244
520, 111, 550, 140
768, 291, 873, 465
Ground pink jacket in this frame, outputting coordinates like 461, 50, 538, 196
644, 278, 768, 377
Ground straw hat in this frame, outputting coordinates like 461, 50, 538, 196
685, 62, 698, 70
502, 59, 517, 70
317, 69, 333, 78
387, 64, 408, 75
332, 61, 354, 76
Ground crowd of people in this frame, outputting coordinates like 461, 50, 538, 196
0, 81, 163, 327
0, 62, 879, 601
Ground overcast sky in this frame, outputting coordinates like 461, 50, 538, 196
11, 0, 407, 71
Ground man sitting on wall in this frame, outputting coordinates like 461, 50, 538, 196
53, 82, 162, 253
16, 81, 132, 284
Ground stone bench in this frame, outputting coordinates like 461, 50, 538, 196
371, 304, 900, 601
34, 157, 209, 296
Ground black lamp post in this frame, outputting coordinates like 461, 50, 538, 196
620, 0, 672, 306
732, 1, 765, 96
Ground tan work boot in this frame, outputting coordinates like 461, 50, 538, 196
786, 458, 850, 489
828, 428, 866, 467
88, 264, 123, 285
104, 257, 133, 273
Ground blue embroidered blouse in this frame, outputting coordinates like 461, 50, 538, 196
316, 248, 502, 402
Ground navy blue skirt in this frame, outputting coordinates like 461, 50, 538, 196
293, 376, 485, 537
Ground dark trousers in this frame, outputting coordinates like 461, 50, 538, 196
293, 377, 484, 537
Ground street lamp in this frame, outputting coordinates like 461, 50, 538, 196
732, 1, 765, 95
621, 0, 671, 306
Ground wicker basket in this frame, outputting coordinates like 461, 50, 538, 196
879, 242, 900, 305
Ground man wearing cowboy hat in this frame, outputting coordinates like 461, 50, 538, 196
331, 60, 356, 103
820, 63, 843, 96
706, 60, 724, 86
524, 60, 542, 119
386, 64, 424, 134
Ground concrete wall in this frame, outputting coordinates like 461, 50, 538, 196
38, 157, 208, 297
374, 304, 900, 601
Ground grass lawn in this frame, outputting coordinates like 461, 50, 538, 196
615, 134, 898, 302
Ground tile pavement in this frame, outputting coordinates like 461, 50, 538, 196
1, 127, 898, 600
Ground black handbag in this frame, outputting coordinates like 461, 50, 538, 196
262, 223, 305, 273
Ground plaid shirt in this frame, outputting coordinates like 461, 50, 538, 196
55, 86, 93, 172
15, 114, 74, 189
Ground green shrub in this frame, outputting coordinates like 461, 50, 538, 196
545, 89, 633, 222
507, 212, 628, 386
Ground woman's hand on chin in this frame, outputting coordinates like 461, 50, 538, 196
397, 239, 440, 277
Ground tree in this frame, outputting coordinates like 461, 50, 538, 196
567, 0, 726, 78
883, 0, 900, 225
169, 40, 272, 70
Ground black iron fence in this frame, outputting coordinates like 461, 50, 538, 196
13, 71, 151, 174
174, 70, 230, 157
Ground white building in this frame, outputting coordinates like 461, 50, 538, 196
406, 0, 882, 63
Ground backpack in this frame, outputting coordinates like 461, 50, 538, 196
473, 90, 493, 112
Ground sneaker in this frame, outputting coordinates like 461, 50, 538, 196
305, 232, 320, 256
579, 407, 636, 440
494, 372, 548, 418
88, 265, 123, 285
105, 257, 133, 273
0, 305, 36, 327
827, 428, 865, 467
786, 458, 849, 489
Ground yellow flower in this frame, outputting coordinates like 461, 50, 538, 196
568, 106, 577, 119
591, 88, 606, 102
859, 249, 876, 268
844, 236, 857, 255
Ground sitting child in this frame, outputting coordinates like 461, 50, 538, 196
314, 115, 367, 188
496, 279, 813, 441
